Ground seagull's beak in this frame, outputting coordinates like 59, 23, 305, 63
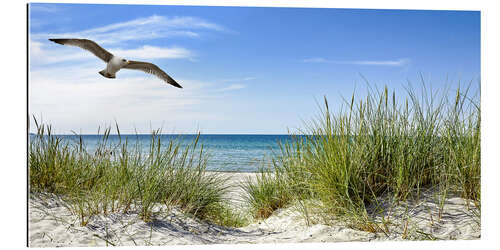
127, 60, 131, 65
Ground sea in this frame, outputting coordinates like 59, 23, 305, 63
32, 134, 299, 172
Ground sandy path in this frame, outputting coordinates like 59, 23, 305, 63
28, 172, 480, 247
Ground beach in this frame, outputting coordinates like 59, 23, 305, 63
26, 3, 483, 247
29, 172, 480, 247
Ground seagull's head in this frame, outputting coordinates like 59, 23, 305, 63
119, 58, 130, 66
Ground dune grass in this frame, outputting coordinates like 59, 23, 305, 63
243, 82, 480, 229
29, 120, 246, 227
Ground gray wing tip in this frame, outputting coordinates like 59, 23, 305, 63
171, 81, 183, 88
49, 38, 66, 45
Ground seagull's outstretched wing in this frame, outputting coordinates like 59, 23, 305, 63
123, 60, 182, 88
48, 38, 113, 62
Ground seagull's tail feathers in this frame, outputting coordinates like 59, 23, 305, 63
99, 70, 115, 79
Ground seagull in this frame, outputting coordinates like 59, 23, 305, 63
48, 38, 182, 88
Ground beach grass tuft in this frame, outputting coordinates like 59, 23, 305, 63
243, 82, 480, 228
29, 120, 244, 227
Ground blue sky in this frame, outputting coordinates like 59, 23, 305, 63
29, 3, 480, 134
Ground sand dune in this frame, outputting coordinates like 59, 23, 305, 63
28, 173, 480, 247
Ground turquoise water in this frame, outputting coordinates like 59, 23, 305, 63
38, 134, 298, 172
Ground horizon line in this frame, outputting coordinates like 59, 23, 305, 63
29, 132, 301, 136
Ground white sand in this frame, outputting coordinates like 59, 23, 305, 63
29, 173, 480, 247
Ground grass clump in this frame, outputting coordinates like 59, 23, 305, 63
242, 169, 289, 219
29, 120, 242, 227
243, 82, 480, 228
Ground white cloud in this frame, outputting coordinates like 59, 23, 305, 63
30, 39, 96, 65
28, 15, 235, 133
303, 57, 331, 63
351, 58, 410, 66
29, 64, 223, 134
303, 57, 410, 66
216, 84, 246, 92
216, 77, 253, 92
29, 5, 61, 13
111, 46, 193, 60
222, 77, 256, 82
31, 15, 226, 45
29, 15, 225, 64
